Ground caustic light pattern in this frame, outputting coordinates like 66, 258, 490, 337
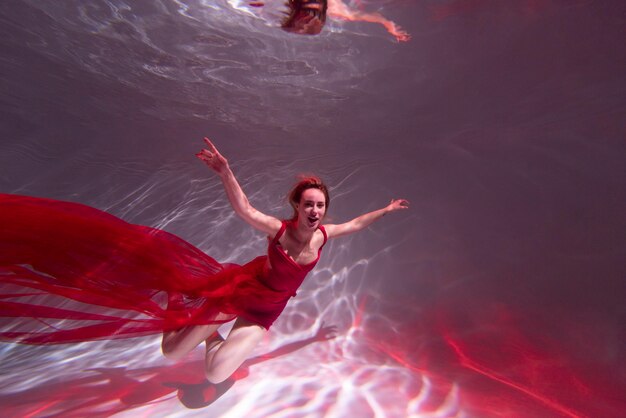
2, 251, 621, 417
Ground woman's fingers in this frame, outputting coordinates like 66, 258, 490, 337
196, 150, 215, 164
196, 138, 229, 174
204, 137, 219, 154
389, 198, 409, 210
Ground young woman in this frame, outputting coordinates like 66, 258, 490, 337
274, 0, 410, 42
0, 137, 408, 384
163, 138, 408, 383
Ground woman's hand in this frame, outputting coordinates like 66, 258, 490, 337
313, 321, 338, 341
386, 198, 409, 213
196, 137, 229, 176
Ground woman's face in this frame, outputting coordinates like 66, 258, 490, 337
282, 0, 327, 35
296, 188, 326, 229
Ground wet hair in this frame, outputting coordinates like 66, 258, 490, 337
288, 175, 330, 221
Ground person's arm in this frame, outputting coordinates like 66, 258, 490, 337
196, 137, 282, 235
324, 199, 409, 239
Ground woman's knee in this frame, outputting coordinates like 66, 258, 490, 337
161, 332, 193, 361
161, 340, 186, 361
161, 324, 219, 361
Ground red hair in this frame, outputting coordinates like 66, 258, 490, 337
287, 175, 330, 221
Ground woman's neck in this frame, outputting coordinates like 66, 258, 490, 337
290, 219, 315, 244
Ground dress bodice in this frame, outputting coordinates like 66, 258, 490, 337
261, 221, 327, 296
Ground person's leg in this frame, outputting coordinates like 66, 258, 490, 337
162, 323, 222, 361
204, 317, 267, 383
161, 292, 232, 361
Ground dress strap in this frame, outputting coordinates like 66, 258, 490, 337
319, 225, 328, 248
272, 220, 288, 242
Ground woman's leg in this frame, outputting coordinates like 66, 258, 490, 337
161, 292, 232, 361
204, 317, 267, 383
162, 323, 223, 361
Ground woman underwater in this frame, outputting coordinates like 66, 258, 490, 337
259, 0, 410, 42
0, 137, 408, 384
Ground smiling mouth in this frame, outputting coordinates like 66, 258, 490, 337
307, 216, 319, 224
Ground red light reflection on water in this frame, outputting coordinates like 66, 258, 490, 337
3, 295, 621, 416
358, 296, 625, 418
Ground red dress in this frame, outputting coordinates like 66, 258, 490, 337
237, 220, 327, 328
0, 194, 326, 344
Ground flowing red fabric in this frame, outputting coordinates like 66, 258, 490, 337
0, 193, 279, 345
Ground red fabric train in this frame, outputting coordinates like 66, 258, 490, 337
0, 193, 306, 345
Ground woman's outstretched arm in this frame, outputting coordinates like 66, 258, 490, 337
196, 137, 281, 235
324, 199, 409, 239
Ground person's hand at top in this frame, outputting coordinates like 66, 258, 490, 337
196, 137, 230, 176
387, 199, 410, 213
